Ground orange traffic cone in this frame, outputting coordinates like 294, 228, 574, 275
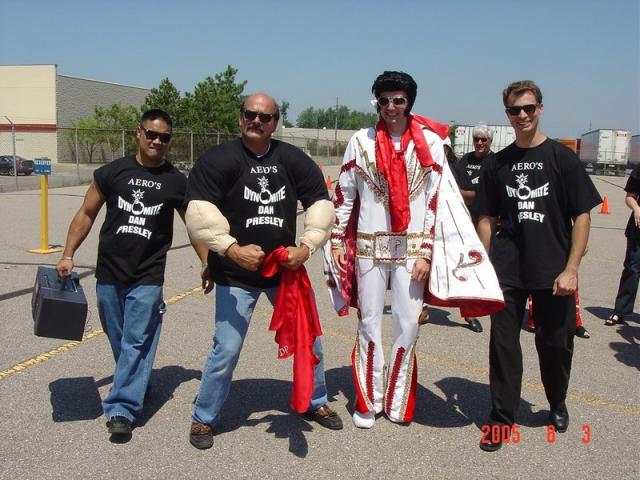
326, 175, 332, 190
599, 195, 610, 214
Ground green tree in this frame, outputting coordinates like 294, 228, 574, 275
296, 106, 376, 129
66, 104, 139, 163
183, 65, 247, 134
65, 116, 104, 163
142, 78, 186, 128
297, 107, 327, 128
94, 104, 140, 160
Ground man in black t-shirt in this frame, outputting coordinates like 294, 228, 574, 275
607, 165, 640, 325
56, 110, 210, 438
474, 81, 601, 452
184, 93, 342, 450
453, 124, 496, 333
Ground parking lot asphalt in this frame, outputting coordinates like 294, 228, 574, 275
0, 169, 637, 480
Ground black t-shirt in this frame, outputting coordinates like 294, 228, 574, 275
93, 155, 187, 286
186, 138, 329, 289
453, 151, 495, 220
624, 165, 640, 239
475, 139, 602, 289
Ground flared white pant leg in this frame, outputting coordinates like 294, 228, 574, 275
353, 258, 388, 414
353, 258, 425, 421
385, 259, 424, 422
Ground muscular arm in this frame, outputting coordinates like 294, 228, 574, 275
282, 199, 335, 271
55, 182, 105, 276
185, 200, 264, 271
553, 212, 591, 295
178, 206, 214, 293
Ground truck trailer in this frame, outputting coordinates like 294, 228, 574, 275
579, 129, 630, 176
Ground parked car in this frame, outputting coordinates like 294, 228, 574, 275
0, 155, 35, 175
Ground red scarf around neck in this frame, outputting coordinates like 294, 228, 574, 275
375, 114, 449, 232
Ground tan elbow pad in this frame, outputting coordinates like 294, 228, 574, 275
185, 200, 237, 255
299, 199, 335, 252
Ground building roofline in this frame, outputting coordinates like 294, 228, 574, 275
57, 74, 149, 91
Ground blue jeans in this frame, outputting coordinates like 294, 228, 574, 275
192, 285, 328, 426
613, 237, 640, 318
96, 283, 165, 422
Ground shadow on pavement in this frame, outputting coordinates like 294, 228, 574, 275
585, 305, 639, 324
49, 376, 104, 421
433, 377, 547, 430
609, 325, 640, 371
215, 376, 340, 458
585, 306, 640, 370
49, 365, 201, 425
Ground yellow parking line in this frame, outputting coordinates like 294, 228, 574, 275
0, 286, 203, 382
3, 285, 638, 418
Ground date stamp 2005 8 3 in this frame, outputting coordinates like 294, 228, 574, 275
480, 424, 592, 445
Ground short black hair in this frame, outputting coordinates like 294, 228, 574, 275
141, 109, 173, 128
371, 71, 418, 115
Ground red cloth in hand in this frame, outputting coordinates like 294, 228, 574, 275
262, 246, 323, 413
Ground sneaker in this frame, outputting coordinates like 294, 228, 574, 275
302, 404, 343, 430
352, 410, 375, 429
190, 422, 214, 450
106, 416, 132, 435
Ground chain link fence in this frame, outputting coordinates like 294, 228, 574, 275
0, 126, 346, 166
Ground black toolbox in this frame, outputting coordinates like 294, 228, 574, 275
32, 266, 88, 341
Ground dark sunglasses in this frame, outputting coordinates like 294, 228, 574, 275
242, 109, 276, 123
505, 104, 539, 116
473, 137, 490, 143
141, 127, 172, 143
377, 96, 408, 107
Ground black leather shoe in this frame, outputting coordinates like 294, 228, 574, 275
466, 318, 483, 333
548, 409, 569, 433
302, 404, 343, 430
480, 434, 502, 452
106, 416, 132, 435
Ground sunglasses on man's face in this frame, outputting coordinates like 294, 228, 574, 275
242, 109, 276, 123
473, 137, 489, 143
377, 96, 408, 107
141, 128, 172, 143
505, 104, 539, 116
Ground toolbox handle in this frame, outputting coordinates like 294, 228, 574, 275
58, 274, 79, 293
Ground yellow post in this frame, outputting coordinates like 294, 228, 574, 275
28, 169, 62, 254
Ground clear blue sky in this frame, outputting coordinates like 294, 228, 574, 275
1, 0, 638, 138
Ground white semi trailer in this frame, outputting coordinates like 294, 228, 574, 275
579, 129, 630, 176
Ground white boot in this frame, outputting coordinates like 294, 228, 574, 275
352, 410, 375, 429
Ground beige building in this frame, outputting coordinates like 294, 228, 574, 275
0, 64, 149, 163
